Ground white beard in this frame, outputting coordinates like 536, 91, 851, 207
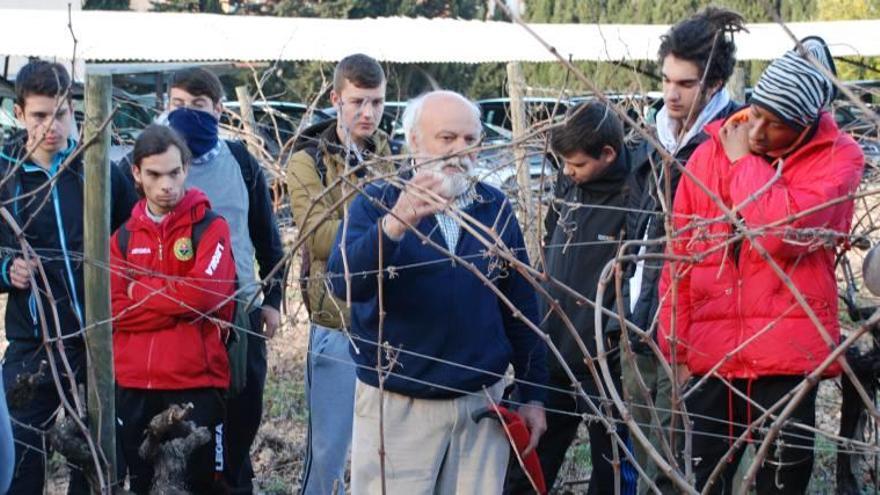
426, 156, 475, 198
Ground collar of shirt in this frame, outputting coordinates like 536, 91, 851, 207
433, 185, 477, 250
145, 204, 167, 224
191, 141, 225, 165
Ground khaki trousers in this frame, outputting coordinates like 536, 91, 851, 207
351, 379, 509, 494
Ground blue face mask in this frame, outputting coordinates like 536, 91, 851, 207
167, 107, 219, 159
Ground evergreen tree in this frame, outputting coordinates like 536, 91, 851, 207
511, 0, 819, 94
150, 0, 223, 13
82, 0, 130, 9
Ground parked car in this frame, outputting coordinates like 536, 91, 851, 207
832, 100, 880, 170
73, 86, 157, 161
321, 101, 407, 154
844, 80, 880, 107
465, 122, 556, 204
0, 80, 17, 142
477, 97, 571, 132
1, 83, 156, 162
221, 101, 332, 161
570, 91, 664, 135
324, 99, 556, 203
0, 105, 19, 143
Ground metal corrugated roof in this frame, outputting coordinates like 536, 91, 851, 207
0, 9, 878, 64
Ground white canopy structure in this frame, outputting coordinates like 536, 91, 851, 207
0, 9, 878, 65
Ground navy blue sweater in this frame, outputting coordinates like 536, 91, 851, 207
328, 182, 547, 403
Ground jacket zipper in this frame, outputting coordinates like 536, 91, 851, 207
734, 239, 747, 376
28, 294, 38, 331
146, 334, 156, 389
22, 154, 85, 327
147, 223, 164, 389
51, 184, 84, 326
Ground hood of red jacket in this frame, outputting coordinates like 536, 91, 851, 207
127, 187, 212, 233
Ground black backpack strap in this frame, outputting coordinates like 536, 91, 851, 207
117, 222, 131, 260
226, 140, 256, 196
191, 210, 221, 252
306, 145, 327, 186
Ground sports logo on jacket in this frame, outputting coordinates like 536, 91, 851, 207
206, 243, 225, 276
173, 237, 194, 261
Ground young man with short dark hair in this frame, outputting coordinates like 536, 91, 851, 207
112, 124, 236, 493
121, 66, 285, 493
287, 52, 395, 494
505, 101, 636, 495
0, 60, 137, 494
608, 8, 745, 492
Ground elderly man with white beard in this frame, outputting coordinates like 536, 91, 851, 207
328, 90, 548, 494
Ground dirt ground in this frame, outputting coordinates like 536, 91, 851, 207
19, 297, 854, 494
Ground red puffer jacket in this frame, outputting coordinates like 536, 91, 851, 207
659, 112, 863, 379
111, 188, 236, 390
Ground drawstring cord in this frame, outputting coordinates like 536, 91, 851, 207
727, 384, 734, 461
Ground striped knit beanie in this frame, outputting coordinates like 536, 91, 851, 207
751, 36, 837, 130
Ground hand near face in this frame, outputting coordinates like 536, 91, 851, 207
382, 171, 448, 240
719, 119, 752, 163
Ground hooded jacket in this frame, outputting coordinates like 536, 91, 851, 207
287, 119, 395, 329
658, 112, 864, 378
607, 100, 740, 353
117, 139, 285, 311
542, 148, 630, 381
110, 188, 236, 390
0, 135, 137, 343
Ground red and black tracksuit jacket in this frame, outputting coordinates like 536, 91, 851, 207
110, 187, 236, 390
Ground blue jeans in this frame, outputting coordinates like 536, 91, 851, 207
0, 364, 14, 494
301, 324, 357, 495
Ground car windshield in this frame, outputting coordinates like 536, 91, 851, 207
482, 122, 510, 141
0, 97, 22, 135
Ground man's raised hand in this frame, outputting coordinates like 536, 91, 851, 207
382, 171, 449, 240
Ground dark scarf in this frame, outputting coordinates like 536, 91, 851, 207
167, 107, 219, 158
